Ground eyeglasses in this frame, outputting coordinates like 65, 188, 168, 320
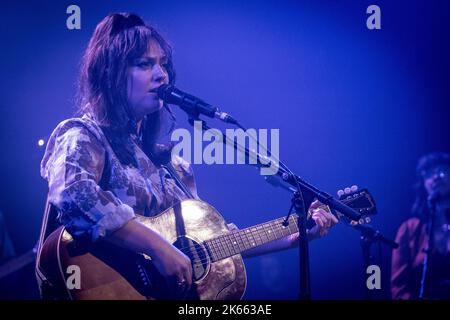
421, 166, 450, 180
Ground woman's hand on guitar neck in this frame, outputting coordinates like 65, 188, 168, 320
306, 185, 361, 239
306, 200, 339, 240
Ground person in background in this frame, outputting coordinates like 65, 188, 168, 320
391, 152, 450, 299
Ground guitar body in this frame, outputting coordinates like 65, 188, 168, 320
37, 199, 246, 300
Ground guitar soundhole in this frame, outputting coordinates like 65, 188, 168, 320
173, 237, 209, 281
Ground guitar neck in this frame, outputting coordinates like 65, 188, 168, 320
204, 214, 299, 262
203, 189, 373, 262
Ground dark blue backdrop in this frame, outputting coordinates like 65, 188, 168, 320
0, 0, 449, 299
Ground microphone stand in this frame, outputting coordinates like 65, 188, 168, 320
183, 112, 363, 300
162, 87, 400, 299
352, 223, 398, 299
292, 189, 312, 300
419, 197, 437, 299
269, 176, 399, 299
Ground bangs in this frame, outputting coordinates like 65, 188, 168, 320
117, 25, 175, 83
123, 26, 155, 63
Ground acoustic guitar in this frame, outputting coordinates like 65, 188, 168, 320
36, 188, 376, 300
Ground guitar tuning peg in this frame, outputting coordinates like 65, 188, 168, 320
344, 187, 351, 194
351, 185, 358, 192
337, 189, 344, 197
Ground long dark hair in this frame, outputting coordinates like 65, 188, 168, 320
411, 152, 450, 219
77, 13, 176, 166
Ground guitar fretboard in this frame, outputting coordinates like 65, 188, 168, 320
203, 189, 372, 262
204, 215, 299, 262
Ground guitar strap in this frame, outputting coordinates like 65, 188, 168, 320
163, 163, 195, 200
162, 163, 196, 241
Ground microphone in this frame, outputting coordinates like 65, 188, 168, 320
157, 84, 237, 124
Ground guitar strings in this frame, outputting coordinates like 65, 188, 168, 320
179, 230, 294, 267
149, 194, 361, 256
165, 225, 298, 267
171, 217, 298, 257
147, 195, 365, 267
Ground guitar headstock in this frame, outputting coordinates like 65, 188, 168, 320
336, 186, 377, 226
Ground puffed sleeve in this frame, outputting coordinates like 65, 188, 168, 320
41, 119, 135, 242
